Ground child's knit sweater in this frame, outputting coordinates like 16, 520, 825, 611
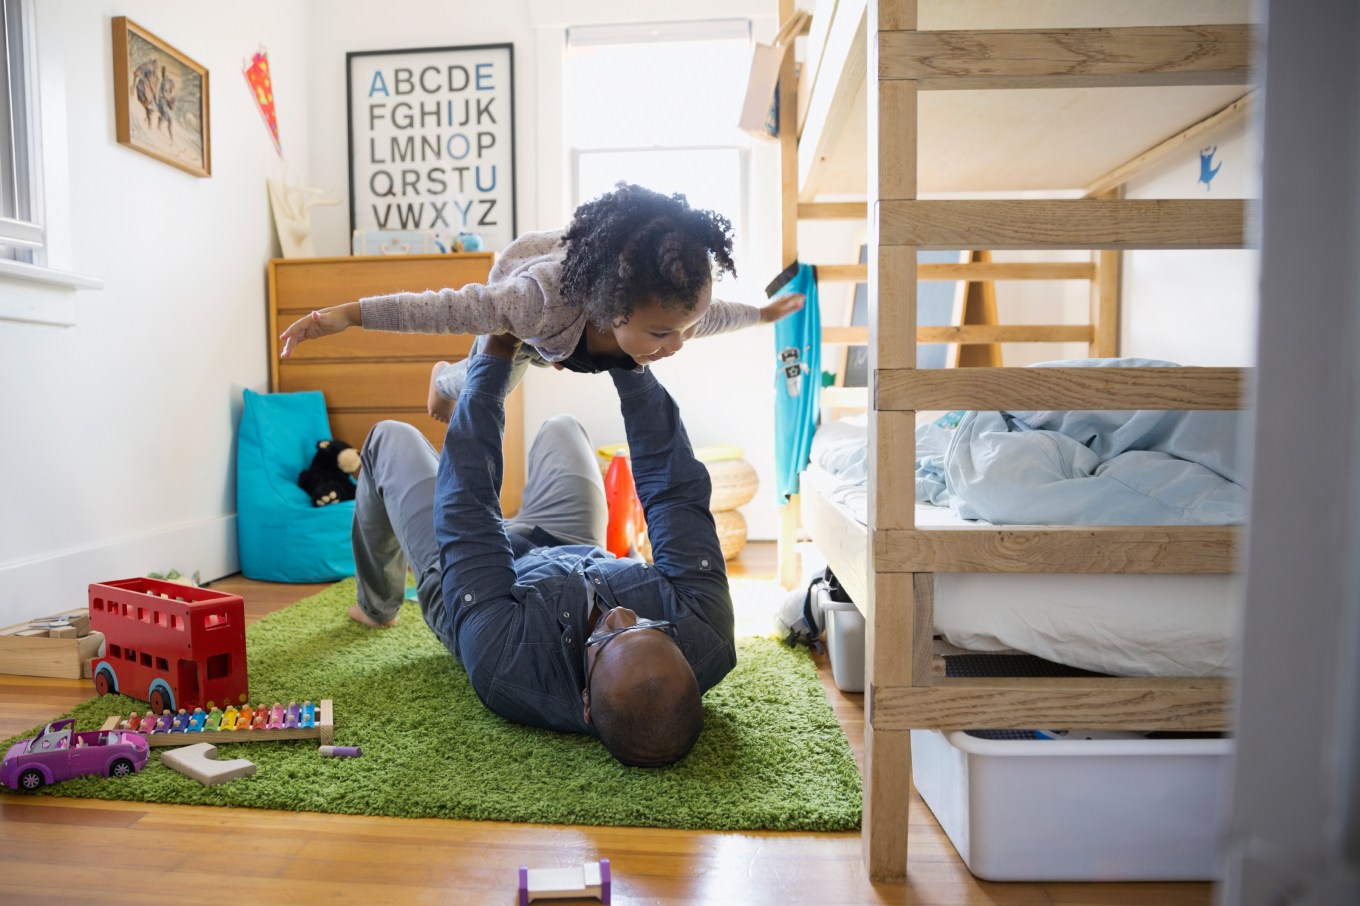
358, 229, 759, 361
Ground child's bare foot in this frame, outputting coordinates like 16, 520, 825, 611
348, 603, 397, 628
427, 361, 455, 423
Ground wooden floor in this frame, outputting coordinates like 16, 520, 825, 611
0, 542, 1213, 905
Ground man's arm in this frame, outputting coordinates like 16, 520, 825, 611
433, 339, 522, 653
610, 368, 730, 614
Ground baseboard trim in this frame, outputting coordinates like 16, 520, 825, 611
0, 515, 238, 627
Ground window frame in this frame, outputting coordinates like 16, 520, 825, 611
1, 0, 44, 262
0, 0, 101, 326
561, 19, 753, 261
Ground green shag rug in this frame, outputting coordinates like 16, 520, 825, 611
9, 580, 862, 831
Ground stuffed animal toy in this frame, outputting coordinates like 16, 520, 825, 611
298, 439, 360, 506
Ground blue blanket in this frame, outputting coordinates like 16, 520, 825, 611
915, 359, 1248, 525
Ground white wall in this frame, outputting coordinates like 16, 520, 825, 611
0, 2, 310, 626
1123, 116, 1260, 366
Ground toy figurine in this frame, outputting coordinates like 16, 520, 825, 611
299, 701, 315, 729
141, 711, 159, 734
236, 704, 254, 730
284, 702, 299, 729
205, 707, 223, 731
221, 705, 238, 730
121, 711, 142, 731
171, 709, 190, 732
252, 705, 268, 730
189, 708, 206, 732
155, 710, 174, 733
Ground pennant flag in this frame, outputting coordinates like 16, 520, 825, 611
244, 49, 281, 157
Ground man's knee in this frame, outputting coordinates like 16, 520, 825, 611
537, 414, 590, 452
363, 420, 428, 464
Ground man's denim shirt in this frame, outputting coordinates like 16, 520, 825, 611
429, 353, 737, 736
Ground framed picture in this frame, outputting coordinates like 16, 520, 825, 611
111, 17, 211, 177
347, 44, 517, 255
841, 246, 969, 387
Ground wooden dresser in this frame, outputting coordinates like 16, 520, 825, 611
267, 253, 524, 513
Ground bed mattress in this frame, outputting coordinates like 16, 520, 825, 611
800, 448, 1238, 678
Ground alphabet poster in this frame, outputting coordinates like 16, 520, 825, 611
347, 43, 517, 253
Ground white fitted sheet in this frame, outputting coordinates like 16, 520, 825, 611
800, 463, 1238, 678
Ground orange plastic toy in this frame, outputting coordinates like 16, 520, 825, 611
603, 453, 647, 559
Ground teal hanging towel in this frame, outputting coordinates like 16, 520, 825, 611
772, 263, 820, 503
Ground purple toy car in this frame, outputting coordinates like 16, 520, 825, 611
1, 718, 151, 791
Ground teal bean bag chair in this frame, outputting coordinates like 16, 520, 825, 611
236, 388, 355, 582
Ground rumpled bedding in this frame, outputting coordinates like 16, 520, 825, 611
916, 358, 1248, 525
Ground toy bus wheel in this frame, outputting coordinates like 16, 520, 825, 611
18, 769, 44, 791
94, 671, 114, 697
109, 759, 135, 779
148, 688, 172, 715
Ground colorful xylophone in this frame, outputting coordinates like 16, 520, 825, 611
101, 698, 333, 746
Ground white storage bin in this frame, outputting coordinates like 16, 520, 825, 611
819, 589, 864, 692
911, 728, 1232, 882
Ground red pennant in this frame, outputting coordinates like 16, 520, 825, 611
243, 49, 281, 157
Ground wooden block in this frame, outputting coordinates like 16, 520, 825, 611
35, 612, 90, 635
160, 742, 256, 786
519, 858, 610, 904
49, 626, 78, 639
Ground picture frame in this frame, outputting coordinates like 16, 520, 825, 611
111, 17, 211, 178
347, 43, 518, 255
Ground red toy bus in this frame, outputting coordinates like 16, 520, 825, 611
88, 577, 249, 715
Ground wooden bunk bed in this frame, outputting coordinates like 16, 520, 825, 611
773, 0, 1257, 881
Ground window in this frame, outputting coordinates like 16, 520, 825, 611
206, 653, 231, 680
564, 20, 750, 257
1, 0, 42, 266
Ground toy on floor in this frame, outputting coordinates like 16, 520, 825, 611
160, 742, 256, 786
1, 718, 150, 791
318, 745, 361, 758
89, 576, 248, 716
518, 859, 611, 905
102, 698, 336, 746
297, 438, 360, 507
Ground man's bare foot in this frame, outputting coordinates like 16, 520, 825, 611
348, 603, 397, 628
427, 361, 455, 423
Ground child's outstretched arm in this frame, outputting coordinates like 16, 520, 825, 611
278, 276, 554, 358
687, 293, 805, 341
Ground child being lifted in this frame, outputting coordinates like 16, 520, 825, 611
278, 182, 803, 416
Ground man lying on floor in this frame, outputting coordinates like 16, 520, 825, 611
348, 332, 736, 767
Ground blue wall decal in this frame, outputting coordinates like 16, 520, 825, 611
1198, 145, 1222, 190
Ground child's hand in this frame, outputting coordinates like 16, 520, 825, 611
279, 303, 360, 357
760, 292, 805, 323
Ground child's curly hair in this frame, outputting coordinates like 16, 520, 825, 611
559, 183, 737, 329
